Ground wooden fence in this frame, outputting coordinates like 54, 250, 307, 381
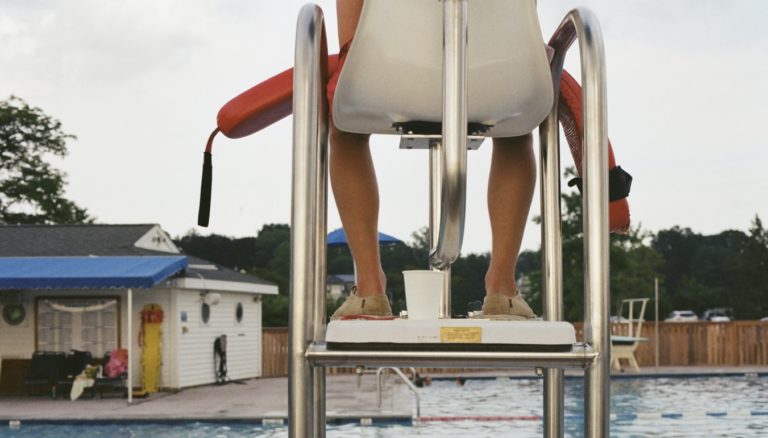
604, 321, 768, 367
262, 328, 289, 377
261, 322, 768, 377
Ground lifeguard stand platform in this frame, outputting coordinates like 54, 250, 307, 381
288, 2, 611, 436
206, 1, 616, 436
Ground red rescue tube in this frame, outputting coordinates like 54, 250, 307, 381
558, 70, 631, 233
217, 54, 340, 139
197, 55, 339, 226
200, 56, 631, 233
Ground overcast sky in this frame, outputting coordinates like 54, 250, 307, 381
1, 0, 766, 254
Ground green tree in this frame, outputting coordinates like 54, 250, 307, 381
732, 215, 768, 318
176, 224, 292, 327
451, 252, 490, 315
651, 224, 765, 318
529, 168, 663, 321
0, 96, 91, 224
261, 294, 290, 327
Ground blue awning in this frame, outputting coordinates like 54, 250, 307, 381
0, 256, 189, 289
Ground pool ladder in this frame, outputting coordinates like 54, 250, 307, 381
375, 367, 421, 418
287, 1, 611, 437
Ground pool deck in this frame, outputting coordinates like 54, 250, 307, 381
0, 366, 766, 424
0, 373, 413, 424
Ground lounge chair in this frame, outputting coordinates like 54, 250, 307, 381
54, 350, 93, 399
24, 351, 65, 397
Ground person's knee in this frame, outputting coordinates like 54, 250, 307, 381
492, 133, 533, 149
330, 123, 370, 149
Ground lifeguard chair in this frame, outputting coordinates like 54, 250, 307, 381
203, 0, 615, 436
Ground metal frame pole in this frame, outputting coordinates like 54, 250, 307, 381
429, 0, 468, 318
430, 0, 468, 277
429, 144, 452, 317
578, 12, 610, 437
549, 8, 610, 437
312, 38, 330, 436
289, 4, 328, 437
654, 277, 659, 369
539, 51, 565, 438
126, 288, 133, 404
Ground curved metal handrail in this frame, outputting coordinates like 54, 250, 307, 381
545, 8, 610, 438
289, 4, 329, 437
429, 0, 468, 271
376, 367, 421, 418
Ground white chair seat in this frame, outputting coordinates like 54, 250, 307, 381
333, 0, 554, 138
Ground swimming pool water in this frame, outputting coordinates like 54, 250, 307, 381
3, 375, 767, 437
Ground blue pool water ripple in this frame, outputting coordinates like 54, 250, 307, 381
2, 375, 767, 437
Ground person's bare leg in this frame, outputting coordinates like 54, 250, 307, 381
330, 0, 386, 298
485, 134, 536, 297
329, 124, 386, 297
337, 0, 364, 45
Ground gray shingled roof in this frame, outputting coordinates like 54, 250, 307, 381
185, 255, 273, 285
0, 224, 274, 287
0, 224, 157, 257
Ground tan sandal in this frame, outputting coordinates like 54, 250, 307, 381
330, 286, 393, 320
480, 292, 536, 320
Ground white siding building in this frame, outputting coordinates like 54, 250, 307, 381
0, 224, 277, 393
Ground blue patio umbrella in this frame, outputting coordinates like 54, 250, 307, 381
327, 228, 403, 287
326, 228, 403, 247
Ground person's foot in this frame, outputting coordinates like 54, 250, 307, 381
330, 287, 393, 320
481, 292, 536, 320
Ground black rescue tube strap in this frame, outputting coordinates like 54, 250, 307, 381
198, 128, 219, 227
567, 165, 633, 202
198, 151, 213, 227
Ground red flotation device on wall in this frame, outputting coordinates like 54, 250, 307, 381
198, 54, 631, 233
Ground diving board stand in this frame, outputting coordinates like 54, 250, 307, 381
288, 1, 611, 438
611, 298, 650, 372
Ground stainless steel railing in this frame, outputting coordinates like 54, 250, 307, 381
376, 367, 421, 418
542, 8, 611, 438
428, 0, 470, 319
289, 4, 329, 437
430, 0, 468, 272
288, 2, 610, 437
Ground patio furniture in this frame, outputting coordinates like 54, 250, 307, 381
0, 357, 28, 395
611, 298, 649, 372
23, 351, 65, 397
94, 350, 128, 398
54, 350, 93, 399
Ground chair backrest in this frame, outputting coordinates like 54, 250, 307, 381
62, 350, 93, 377
29, 351, 65, 379
333, 0, 554, 138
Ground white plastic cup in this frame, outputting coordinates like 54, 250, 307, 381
403, 270, 445, 320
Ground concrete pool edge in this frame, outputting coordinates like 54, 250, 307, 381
2, 416, 414, 427
428, 366, 768, 381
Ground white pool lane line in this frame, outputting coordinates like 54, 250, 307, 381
415, 411, 768, 422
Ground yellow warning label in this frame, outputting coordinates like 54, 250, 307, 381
440, 326, 482, 343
